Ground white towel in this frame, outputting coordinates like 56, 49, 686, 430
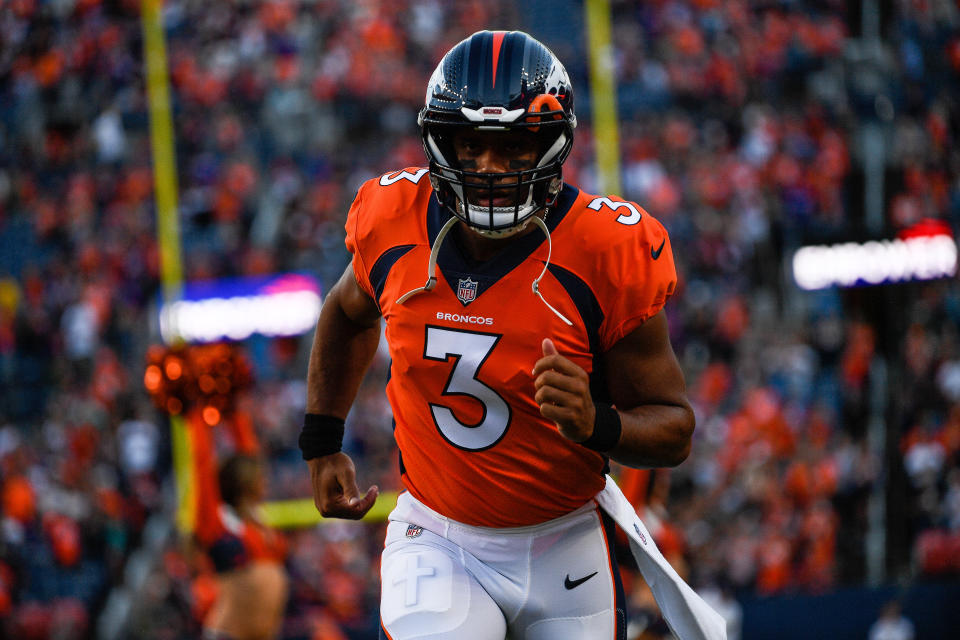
595, 475, 727, 640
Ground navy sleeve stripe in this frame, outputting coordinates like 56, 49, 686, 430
369, 244, 416, 308
546, 262, 611, 403
545, 263, 604, 350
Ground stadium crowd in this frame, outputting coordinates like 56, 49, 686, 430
0, 0, 958, 638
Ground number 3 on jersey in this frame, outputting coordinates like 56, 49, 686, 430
587, 196, 642, 225
379, 169, 429, 186
423, 326, 512, 451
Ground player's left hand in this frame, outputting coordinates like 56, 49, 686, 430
533, 338, 596, 443
308, 453, 379, 520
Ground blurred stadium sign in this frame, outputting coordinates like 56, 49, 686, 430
159, 273, 321, 343
792, 219, 957, 290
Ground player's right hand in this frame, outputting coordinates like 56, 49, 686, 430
308, 453, 379, 520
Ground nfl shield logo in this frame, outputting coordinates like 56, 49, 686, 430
634, 523, 647, 546
457, 277, 478, 304
405, 525, 423, 539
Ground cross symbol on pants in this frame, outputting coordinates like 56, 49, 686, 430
393, 554, 436, 607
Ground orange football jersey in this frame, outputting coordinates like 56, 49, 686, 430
345, 168, 677, 527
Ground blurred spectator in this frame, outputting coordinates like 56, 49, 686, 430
868, 599, 915, 640
699, 580, 743, 640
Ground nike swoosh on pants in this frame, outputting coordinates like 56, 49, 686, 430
564, 571, 598, 589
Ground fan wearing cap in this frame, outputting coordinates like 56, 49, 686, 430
299, 30, 721, 640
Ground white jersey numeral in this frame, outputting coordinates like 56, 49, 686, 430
379, 169, 429, 186
586, 196, 642, 225
423, 326, 511, 451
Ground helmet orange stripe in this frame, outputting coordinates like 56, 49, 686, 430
491, 31, 506, 88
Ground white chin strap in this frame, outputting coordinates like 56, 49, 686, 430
528, 216, 572, 325
396, 215, 458, 305
396, 215, 573, 327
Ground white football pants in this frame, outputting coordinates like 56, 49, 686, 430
379, 491, 626, 640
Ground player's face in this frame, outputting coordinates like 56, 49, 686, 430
452, 129, 540, 207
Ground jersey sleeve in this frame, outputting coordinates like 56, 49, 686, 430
343, 168, 430, 302
344, 182, 376, 299
597, 210, 677, 351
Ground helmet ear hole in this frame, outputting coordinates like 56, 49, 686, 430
549, 176, 562, 196
526, 95, 564, 132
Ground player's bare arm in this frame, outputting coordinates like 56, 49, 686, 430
533, 309, 694, 468
305, 264, 381, 519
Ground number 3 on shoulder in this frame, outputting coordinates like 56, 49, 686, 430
587, 196, 642, 226
379, 169, 429, 187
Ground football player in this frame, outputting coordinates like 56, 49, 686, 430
300, 30, 724, 640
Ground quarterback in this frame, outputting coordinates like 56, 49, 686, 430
300, 30, 725, 640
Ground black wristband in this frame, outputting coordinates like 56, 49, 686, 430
299, 413, 345, 460
580, 403, 622, 452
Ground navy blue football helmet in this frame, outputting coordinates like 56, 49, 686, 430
419, 30, 577, 237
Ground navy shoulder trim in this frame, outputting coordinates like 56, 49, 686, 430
369, 245, 416, 308
546, 262, 611, 403
546, 263, 604, 351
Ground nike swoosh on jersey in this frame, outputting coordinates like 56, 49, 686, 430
651, 238, 666, 260
564, 571, 599, 590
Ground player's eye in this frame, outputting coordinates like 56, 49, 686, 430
456, 140, 481, 155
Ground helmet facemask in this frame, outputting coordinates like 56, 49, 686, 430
422, 117, 573, 238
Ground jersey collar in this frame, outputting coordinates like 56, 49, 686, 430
426, 184, 579, 304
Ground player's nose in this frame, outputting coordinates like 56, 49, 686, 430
473, 146, 511, 175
